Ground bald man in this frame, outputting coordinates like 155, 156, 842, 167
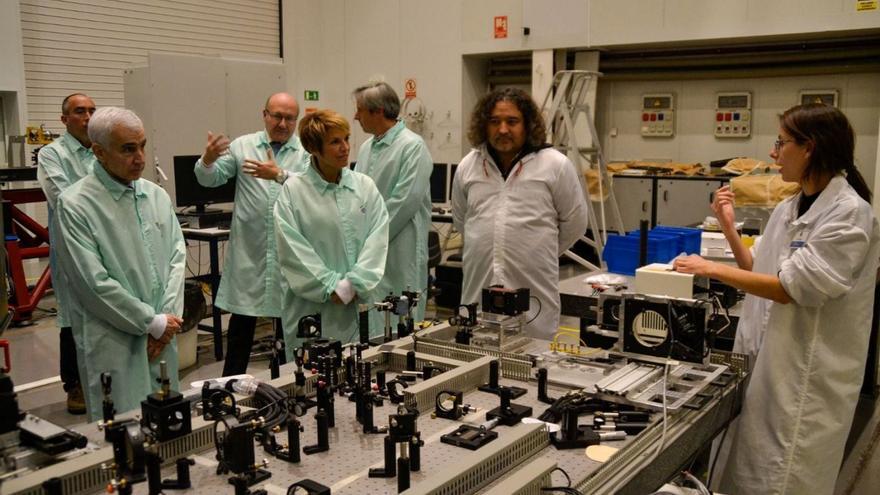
37, 93, 97, 414
195, 93, 310, 375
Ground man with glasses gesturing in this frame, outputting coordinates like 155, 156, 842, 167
195, 92, 310, 375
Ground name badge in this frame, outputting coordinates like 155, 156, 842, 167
790, 239, 806, 252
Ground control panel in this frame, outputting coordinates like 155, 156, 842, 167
641, 94, 674, 137
714, 92, 751, 138
799, 89, 838, 107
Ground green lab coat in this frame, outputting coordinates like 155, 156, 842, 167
274, 161, 388, 357
194, 131, 310, 317
37, 132, 96, 327
355, 121, 432, 336
57, 164, 186, 421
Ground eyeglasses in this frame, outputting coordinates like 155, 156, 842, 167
265, 111, 297, 124
773, 138, 795, 151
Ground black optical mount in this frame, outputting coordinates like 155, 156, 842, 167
478, 359, 526, 399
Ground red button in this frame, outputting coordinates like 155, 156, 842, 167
716, 113, 723, 121
642, 113, 649, 121
725, 113, 732, 121
650, 114, 657, 121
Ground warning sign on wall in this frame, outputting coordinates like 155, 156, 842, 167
494, 16, 508, 39
857, 0, 878, 11
404, 78, 417, 98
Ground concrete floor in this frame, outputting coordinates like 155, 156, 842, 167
4, 289, 880, 494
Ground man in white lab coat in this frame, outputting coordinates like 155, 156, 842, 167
452, 87, 589, 338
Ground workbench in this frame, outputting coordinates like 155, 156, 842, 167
3, 320, 746, 495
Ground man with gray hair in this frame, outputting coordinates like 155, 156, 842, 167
353, 82, 432, 335
37, 93, 96, 414
56, 106, 186, 421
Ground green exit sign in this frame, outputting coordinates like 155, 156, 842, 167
304, 90, 319, 101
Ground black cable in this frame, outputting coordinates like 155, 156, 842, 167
345, 316, 363, 344
541, 488, 583, 495
707, 375, 741, 487
238, 382, 291, 432
525, 295, 542, 325
212, 415, 236, 473
550, 466, 572, 487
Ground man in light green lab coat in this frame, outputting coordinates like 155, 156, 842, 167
195, 92, 310, 375
56, 107, 185, 421
353, 82, 432, 337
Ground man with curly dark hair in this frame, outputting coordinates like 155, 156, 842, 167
452, 87, 588, 338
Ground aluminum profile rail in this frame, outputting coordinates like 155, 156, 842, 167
402, 422, 549, 495
3, 415, 218, 495
3, 358, 332, 495
401, 355, 493, 414
575, 352, 748, 494
1, 347, 481, 494
481, 457, 557, 495
384, 347, 469, 375
414, 337, 532, 381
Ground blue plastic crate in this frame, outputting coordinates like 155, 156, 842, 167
651, 225, 702, 255
603, 233, 678, 275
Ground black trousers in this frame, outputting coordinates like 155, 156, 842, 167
59, 326, 80, 392
221, 314, 284, 376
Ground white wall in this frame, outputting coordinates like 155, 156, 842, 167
124, 53, 285, 198
588, 0, 880, 47
19, 0, 280, 134
284, 0, 466, 163
595, 73, 880, 187
284, 0, 880, 167
0, 0, 28, 154
459, 0, 589, 54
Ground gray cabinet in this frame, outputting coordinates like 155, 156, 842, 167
612, 177, 653, 231
611, 175, 728, 229
656, 179, 726, 227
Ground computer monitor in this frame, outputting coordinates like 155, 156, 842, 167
173, 155, 236, 213
430, 163, 448, 204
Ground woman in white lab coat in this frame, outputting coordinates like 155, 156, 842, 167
674, 104, 880, 494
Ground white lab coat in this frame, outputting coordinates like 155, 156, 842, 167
717, 175, 880, 494
451, 145, 589, 338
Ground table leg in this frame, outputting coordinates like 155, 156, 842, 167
209, 239, 223, 361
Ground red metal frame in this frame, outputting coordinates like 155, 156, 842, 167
3, 188, 51, 323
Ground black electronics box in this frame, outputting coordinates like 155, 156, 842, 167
481, 286, 530, 316
178, 210, 232, 230
434, 262, 463, 308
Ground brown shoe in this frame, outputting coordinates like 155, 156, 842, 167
66, 384, 86, 415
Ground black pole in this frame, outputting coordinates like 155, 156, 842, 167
639, 219, 649, 268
